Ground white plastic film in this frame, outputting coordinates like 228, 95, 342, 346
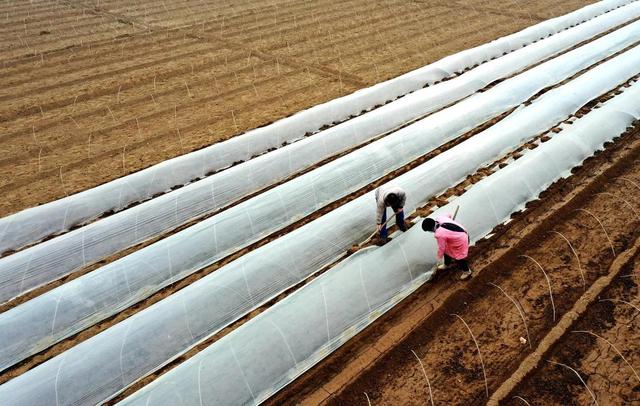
118, 81, 640, 406
0, 0, 632, 255
3, 2, 640, 307
2, 44, 640, 406
3, 18, 640, 373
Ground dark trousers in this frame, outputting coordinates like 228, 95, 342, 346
379, 209, 406, 239
445, 254, 470, 272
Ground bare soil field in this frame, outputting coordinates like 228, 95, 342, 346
0, 0, 595, 217
513, 256, 640, 405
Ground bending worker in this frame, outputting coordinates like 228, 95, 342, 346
421, 213, 472, 280
375, 185, 407, 244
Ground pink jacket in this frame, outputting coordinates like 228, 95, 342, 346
434, 214, 469, 260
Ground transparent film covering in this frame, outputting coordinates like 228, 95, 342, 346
3, 19, 640, 375
2, 48, 640, 406
0, 0, 632, 255
3, 1, 640, 309
0, 17, 640, 374
119, 81, 640, 406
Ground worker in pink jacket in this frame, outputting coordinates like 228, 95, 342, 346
421, 214, 472, 280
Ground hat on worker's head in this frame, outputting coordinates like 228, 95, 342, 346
421, 218, 437, 232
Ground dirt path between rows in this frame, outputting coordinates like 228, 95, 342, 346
267, 125, 640, 405
512, 254, 640, 405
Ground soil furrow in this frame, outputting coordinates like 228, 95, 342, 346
490, 240, 640, 404
0, 31, 203, 88
0, 40, 221, 102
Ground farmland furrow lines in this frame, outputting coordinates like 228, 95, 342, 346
60, 0, 161, 31
0, 67, 325, 192
0, 2, 78, 20
220, 0, 424, 36
0, 50, 261, 140
0, 25, 140, 62
0, 9, 129, 40
0, 40, 222, 103
271, 8, 475, 60
351, 25, 515, 81
0, 0, 588, 130
1, 0, 404, 97
0, 28, 154, 68
217, 0, 371, 39
0, 10, 101, 36
68, 0, 404, 72
0, 20, 139, 57
436, 0, 548, 22
0, 35, 207, 90
83, 0, 306, 23
0, 26, 193, 73
75, 0, 348, 32
0, 1, 58, 14
0, 57, 290, 158
222, 2, 445, 47
319, 14, 509, 73
119, 0, 356, 29
303, 17, 506, 79
194, 30, 369, 87
357, 11, 640, 82
220, 6, 371, 44
0, 22, 131, 54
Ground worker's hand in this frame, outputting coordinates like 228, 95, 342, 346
395, 207, 404, 214
377, 224, 383, 231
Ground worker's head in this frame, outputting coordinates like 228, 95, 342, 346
421, 218, 437, 233
385, 193, 400, 209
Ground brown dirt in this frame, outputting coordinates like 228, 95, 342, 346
267, 125, 640, 405
511, 255, 640, 405
0, 0, 597, 217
